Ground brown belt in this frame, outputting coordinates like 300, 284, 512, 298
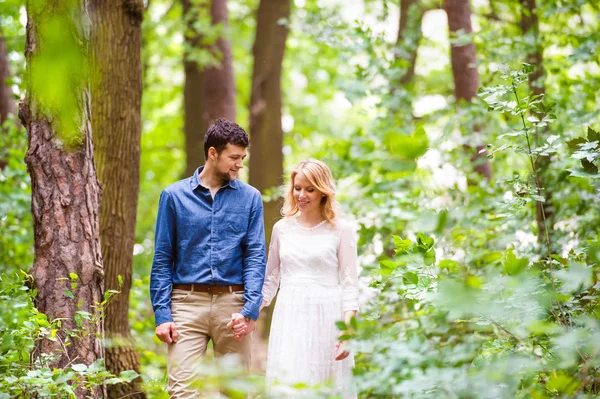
172, 283, 244, 294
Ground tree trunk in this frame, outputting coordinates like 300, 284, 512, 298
20, 1, 104, 397
444, 0, 492, 181
88, 1, 146, 398
520, 0, 553, 245
395, 0, 425, 86
248, 0, 291, 242
182, 0, 236, 177
0, 30, 17, 170
0, 32, 15, 126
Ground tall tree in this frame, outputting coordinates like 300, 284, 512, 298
0, 30, 17, 170
520, 0, 553, 244
0, 31, 15, 126
20, 1, 104, 397
248, 0, 291, 239
444, 0, 492, 180
395, 0, 426, 86
88, 1, 145, 398
182, 0, 236, 177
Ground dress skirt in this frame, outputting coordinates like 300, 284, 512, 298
265, 282, 356, 398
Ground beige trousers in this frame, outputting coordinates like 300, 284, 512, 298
167, 288, 251, 398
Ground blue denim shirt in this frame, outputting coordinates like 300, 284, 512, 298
150, 167, 266, 326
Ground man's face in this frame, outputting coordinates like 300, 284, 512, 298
213, 144, 247, 181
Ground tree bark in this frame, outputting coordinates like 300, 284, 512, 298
444, 0, 492, 181
182, 0, 236, 177
248, 0, 291, 242
520, 0, 553, 245
20, 1, 103, 397
88, 1, 146, 398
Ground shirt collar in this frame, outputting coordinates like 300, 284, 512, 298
191, 166, 239, 191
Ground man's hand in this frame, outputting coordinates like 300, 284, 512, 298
226, 313, 255, 341
155, 322, 178, 344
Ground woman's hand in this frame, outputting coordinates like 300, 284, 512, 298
334, 340, 350, 361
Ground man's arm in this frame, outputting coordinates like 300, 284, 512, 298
239, 191, 266, 321
150, 189, 176, 326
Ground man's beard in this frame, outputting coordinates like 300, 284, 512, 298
218, 170, 231, 182
215, 156, 232, 182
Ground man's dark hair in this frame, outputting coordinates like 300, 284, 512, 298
203, 118, 250, 161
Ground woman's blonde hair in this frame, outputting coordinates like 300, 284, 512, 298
282, 159, 338, 226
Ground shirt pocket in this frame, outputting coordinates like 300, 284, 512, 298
224, 209, 249, 235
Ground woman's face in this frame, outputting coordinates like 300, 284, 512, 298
293, 171, 323, 215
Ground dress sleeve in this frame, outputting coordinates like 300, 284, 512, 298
338, 222, 359, 312
262, 221, 281, 307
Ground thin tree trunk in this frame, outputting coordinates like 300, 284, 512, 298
395, 0, 425, 86
520, 0, 553, 244
444, 0, 492, 181
88, 1, 146, 398
248, 0, 290, 242
182, 0, 236, 177
0, 30, 17, 170
20, 1, 104, 397
0, 32, 15, 125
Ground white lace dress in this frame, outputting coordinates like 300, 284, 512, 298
262, 217, 359, 398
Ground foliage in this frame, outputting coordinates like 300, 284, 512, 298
2, 0, 600, 397
348, 63, 600, 397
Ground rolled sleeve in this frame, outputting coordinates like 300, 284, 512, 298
150, 190, 176, 326
240, 192, 266, 320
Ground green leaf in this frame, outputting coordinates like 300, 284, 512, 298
438, 259, 460, 272
526, 320, 560, 336
568, 167, 600, 179
415, 233, 434, 251
349, 315, 358, 331
54, 371, 75, 384
89, 358, 105, 372
567, 137, 586, 151
118, 370, 140, 382
547, 372, 575, 394
582, 159, 599, 174
393, 236, 412, 254
403, 272, 418, 285
502, 249, 529, 275
423, 249, 436, 266
335, 321, 347, 331
379, 260, 398, 276
588, 126, 599, 142
63, 289, 74, 299
71, 363, 88, 372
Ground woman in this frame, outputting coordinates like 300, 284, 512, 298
257, 159, 359, 397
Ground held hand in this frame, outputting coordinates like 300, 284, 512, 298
334, 340, 350, 361
226, 313, 244, 331
227, 313, 255, 341
155, 322, 178, 344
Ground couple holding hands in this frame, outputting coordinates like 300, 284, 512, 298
150, 119, 359, 398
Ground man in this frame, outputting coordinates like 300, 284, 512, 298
150, 119, 266, 398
